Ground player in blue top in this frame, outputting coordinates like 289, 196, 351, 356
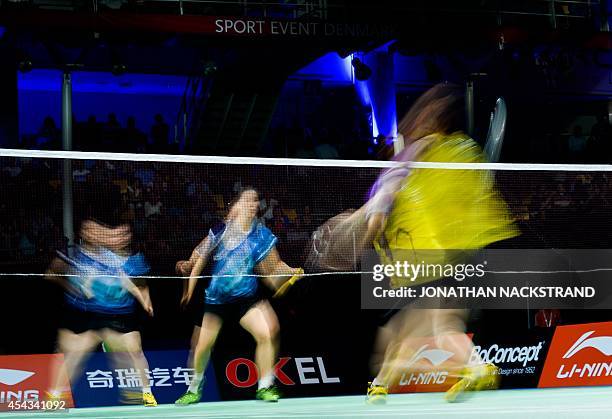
175, 188, 303, 405
46, 220, 157, 407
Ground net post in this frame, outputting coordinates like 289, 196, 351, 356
62, 71, 75, 256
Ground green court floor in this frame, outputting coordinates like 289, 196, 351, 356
2, 387, 611, 419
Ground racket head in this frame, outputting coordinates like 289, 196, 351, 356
484, 97, 507, 163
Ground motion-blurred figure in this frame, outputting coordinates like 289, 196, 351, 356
310, 83, 519, 403
46, 220, 157, 407
175, 187, 302, 405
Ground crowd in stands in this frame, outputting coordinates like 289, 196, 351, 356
3, 149, 612, 270
4, 108, 612, 267
20, 107, 378, 159
0, 156, 365, 270
519, 114, 612, 164
21, 113, 175, 154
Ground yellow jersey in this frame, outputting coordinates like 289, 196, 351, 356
376, 132, 520, 286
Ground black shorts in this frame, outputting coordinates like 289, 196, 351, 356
61, 305, 140, 334
188, 298, 205, 327
204, 294, 264, 323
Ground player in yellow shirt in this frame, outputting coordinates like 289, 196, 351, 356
312, 83, 519, 403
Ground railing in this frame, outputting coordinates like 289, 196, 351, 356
5, 0, 607, 31
150, 0, 328, 19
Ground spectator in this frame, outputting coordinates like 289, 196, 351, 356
102, 113, 122, 150
568, 125, 587, 161
106, 113, 121, 130
124, 116, 147, 153
128, 178, 144, 205
78, 115, 101, 150
2, 157, 22, 178
272, 206, 288, 240
134, 166, 155, 187
72, 161, 91, 183
590, 114, 611, 142
17, 230, 36, 257
259, 192, 278, 226
295, 135, 316, 159
45, 224, 68, 257
588, 114, 612, 160
0, 226, 16, 258
150, 114, 169, 153
35, 116, 60, 149
314, 129, 339, 159
233, 179, 243, 194
301, 205, 313, 232
144, 192, 163, 218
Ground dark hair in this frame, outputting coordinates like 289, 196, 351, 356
226, 187, 259, 219
77, 184, 124, 228
398, 82, 466, 145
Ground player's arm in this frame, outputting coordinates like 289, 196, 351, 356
45, 257, 79, 295
176, 236, 208, 277
119, 270, 154, 316
182, 256, 206, 307
365, 212, 386, 244
181, 236, 212, 307
256, 247, 303, 298
256, 248, 300, 285
138, 284, 154, 317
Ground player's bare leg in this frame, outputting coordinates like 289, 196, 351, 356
175, 313, 222, 405
240, 301, 281, 402
103, 329, 158, 406
48, 330, 100, 402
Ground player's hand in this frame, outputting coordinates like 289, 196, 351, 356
180, 291, 192, 309
272, 267, 304, 299
176, 260, 189, 276
143, 302, 154, 317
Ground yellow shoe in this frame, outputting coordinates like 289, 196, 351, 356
143, 391, 158, 407
444, 363, 499, 403
366, 381, 388, 405
119, 390, 141, 405
45, 390, 70, 402
474, 364, 500, 391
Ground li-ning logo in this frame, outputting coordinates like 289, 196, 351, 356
0, 369, 39, 403
408, 345, 454, 367
398, 345, 454, 387
0, 369, 34, 386
539, 322, 612, 388
556, 331, 612, 380
562, 331, 612, 359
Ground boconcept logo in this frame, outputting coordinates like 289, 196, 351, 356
0, 369, 34, 386
563, 331, 612, 359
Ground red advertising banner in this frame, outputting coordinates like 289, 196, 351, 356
539, 321, 612, 388
388, 335, 473, 394
0, 354, 74, 411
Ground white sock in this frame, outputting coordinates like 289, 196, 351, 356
188, 371, 205, 393
258, 373, 274, 390
142, 386, 152, 394
372, 377, 386, 387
